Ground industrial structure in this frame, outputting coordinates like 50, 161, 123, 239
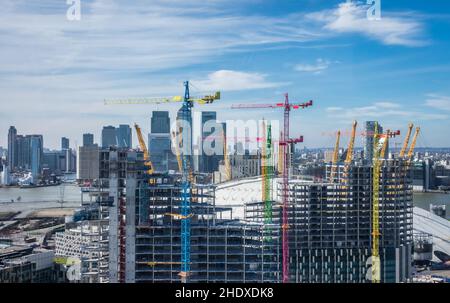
232, 94, 313, 283
63, 84, 419, 284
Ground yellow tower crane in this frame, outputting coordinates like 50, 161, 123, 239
278, 135, 283, 175
407, 127, 421, 164
345, 121, 358, 166
223, 129, 231, 182
371, 127, 400, 283
104, 92, 220, 105
399, 123, 414, 158
171, 130, 183, 173
330, 130, 341, 183
134, 123, 154, 176
342, 121, 358, 183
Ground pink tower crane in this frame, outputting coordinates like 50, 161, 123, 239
232, 94, 313, 283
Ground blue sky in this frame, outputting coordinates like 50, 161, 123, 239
1, 0, 450, 149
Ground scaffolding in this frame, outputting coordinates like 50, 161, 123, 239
131, 173, 280, 283
283, 159, 414, 283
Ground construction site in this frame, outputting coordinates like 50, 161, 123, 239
52, 81, 420, 283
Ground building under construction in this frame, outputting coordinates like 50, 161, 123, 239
98, 148, 280, 283
233, 161, 413, 283
286, 159, 412, 283
99, 148, 413, 283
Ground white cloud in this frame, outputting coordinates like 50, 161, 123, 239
326, 106, 344, 112
0, 1, 323, 76
193, 70, 286, 92
0, 1, 430, 148
294, 58, 330, 74
308, 2, 425, 46
326, 101, 448, 121
426, 94, 450, 111
374, 102, 401, 109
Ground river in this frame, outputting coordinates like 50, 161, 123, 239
0, 186, 449, 219
0, 184, 82, 217
413, 192, 450, 219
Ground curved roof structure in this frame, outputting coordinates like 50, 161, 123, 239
413, 206, 450, 261
215, 177, 450, 260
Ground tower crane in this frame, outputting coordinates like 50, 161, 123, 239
278, 140, 283, 175
171, 130, 183, 173
407, 127, 420, 164
134, 123, 154, 176
105, 81, 220, 283
342, 121, 358, 182
329, 130, 341, 183
104, 92, 220, 105
400, 123, 414, 158
262, 121, 274, 242
222, 129, 232, 182
232, 95, 313, 283
261, 121, 273, 223
371, 126, 400, 283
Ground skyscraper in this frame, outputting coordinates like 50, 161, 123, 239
149, 111, 172, 171
30, 136, 43, 178
364, 121, 383, 164
7, 126, 17, 171
102, 126, 117, 148
116, 125, 132, 148
61, 137, 70, 150
176, 103, 193, 164
198, 111, 221, 173
151, 111, 170, 134
6, 128, 43, 175
83, 133, 94, 147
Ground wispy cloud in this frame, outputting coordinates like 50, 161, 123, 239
326, 101, 448, 121
294, 58, 330, 74
0, 0, 323, 76
308, 2, 426, 46
426, 94, 450, 111
193, 70, 287, 92
373, 102, 401, 109
0, 0, 434, 148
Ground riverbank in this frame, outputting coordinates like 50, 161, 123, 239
0, 183, 62, 189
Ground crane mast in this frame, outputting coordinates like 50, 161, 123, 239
400, 123, 414, 158
280, 94, 290, 283
262, 121, 273, 228
178, 81, 193, 282
343, 121, 358, 180
134, 123, 154, 176
223, 129, 231, 181
330, 130, 341, 183
171, 130, 183, 173
105, 81, 219, 283
372, 127, 400, 283
407, 127, 420, 163
232, 95, 312, 283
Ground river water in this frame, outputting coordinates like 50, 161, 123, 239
413, 192, 450, 219
0, 185, 449, 219
0, 185, 82, 217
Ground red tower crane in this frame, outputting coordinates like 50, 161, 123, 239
232, 94, 313, 283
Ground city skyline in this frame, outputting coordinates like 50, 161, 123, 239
1, 1, 450, 149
